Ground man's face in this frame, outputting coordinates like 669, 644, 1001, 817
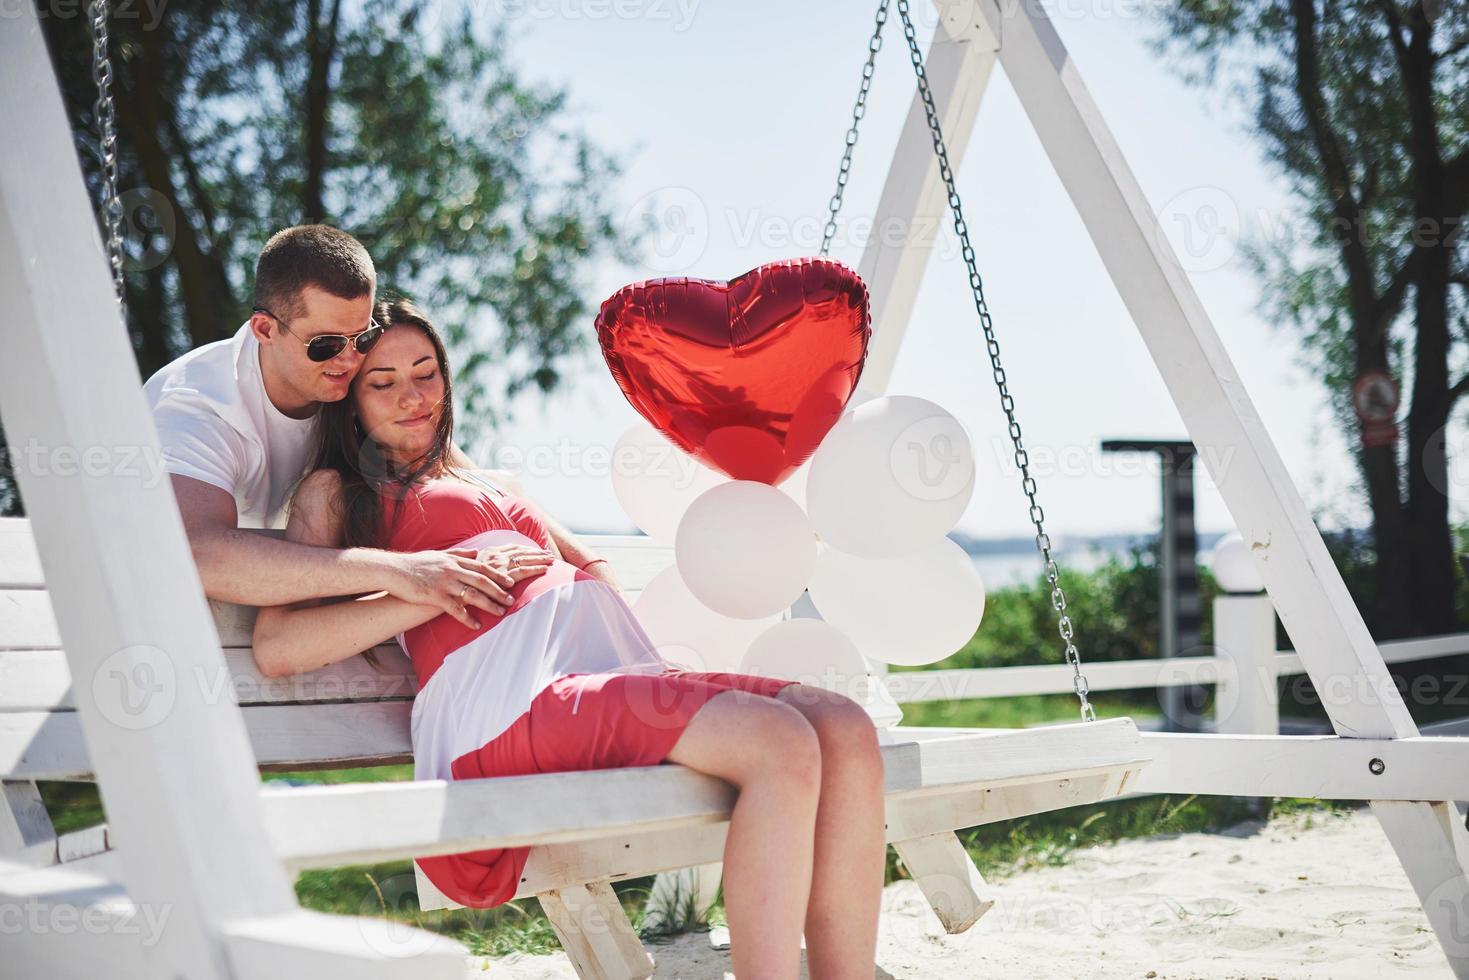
253, 284, 377, 410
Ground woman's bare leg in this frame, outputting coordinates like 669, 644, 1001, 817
663, 690, 823, 979
775, 684, 887, 980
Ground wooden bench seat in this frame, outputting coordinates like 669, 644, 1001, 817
0, 515, 1149, 977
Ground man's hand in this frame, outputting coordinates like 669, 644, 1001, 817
384, 550, 518, 629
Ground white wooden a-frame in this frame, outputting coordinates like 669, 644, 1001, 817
4, 0, 1468, 975
855, 0, 1469, 971
0, 9, 464, 978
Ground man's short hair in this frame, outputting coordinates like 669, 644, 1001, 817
253, 225, 375, 321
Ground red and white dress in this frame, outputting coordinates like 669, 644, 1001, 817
379, 471, 798, 908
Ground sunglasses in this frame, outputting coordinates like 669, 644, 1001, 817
253, 305, 387, 362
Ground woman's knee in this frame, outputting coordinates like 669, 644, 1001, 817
675, 693, 821, 788
784, 689, 885, 769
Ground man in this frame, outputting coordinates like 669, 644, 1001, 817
144, 224, 612, 629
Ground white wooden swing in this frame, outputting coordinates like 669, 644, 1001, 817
1, 0, 1467, 977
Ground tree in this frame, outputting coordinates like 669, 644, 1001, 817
2, 0, 637, 514
1152, 0, 1468, 636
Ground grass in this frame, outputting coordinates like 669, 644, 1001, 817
35, 688, 1355, 961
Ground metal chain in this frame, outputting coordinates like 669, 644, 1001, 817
819, 0, 890, 257
88, 0, 127, 309
893, 0, 1096, 721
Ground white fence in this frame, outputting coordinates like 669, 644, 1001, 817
878, 593, 1469, 738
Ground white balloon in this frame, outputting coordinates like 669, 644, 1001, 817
1210, 532, 1265, 593
611, 420, 725, 545
806, 395, 975, 558
632, 566, 778, 672
778, 458, 811, 511
675, 481, 817, 619
740, 619, 875, 706
808, 537, 986, 666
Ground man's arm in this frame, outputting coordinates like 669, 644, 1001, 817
172, 474, 513, 626
251, 470, 549, 677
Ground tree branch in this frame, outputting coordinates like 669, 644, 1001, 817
1449, 372, 1469, 408
1373, 0, 1411, 59
1291, 0, 1380, 332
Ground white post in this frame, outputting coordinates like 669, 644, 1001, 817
1213, 594, 1278, 736
0, 8, 296, 977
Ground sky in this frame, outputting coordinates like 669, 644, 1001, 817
453, 0, 1393, 540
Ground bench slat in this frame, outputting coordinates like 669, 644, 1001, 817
511, 767, 1135, 900
0, 647, 417, 712
0, 518, 44, 589
1, 701, 415, 780
261, 720, 1146, 869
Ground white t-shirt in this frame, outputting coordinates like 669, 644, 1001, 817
143, 322, 319, 529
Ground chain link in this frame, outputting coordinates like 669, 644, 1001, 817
891, 0, 1096, 721
88, 0, 127, 310
819, 0, 890, 257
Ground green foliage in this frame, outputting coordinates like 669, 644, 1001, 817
6, 1, 639, 514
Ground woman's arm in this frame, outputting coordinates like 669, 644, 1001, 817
252, 470, 454, 678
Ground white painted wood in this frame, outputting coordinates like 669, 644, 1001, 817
0, 857, 151, 979
223, 908, 465, 979
0, 645, 417, 711
854, 5, 999, 397
883, 766, 1140, 841
0, 8, 301, 978
0, 518, 44, 589
0, 701, 416, 780
55, 824, 110, 865
940, 0, 1469, 965
1213, 594, 1278, 735
1274, 632, 1469, 676
885, 656, 1226, 701
410, 862, 459, 914
1370, 801, 1469, 963
262, 720, 1143, 869
502, 766, 1137, 901
645, 862, 722, 931
538, 881, 656, 980
0, 780, 58, 866
1131, 732, 1469, 801
891, 831, 994, 933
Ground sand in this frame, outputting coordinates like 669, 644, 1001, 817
466, 806, 1452, 978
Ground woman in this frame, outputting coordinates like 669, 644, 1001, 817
252, 298, 885, 979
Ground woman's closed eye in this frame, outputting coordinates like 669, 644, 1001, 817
371, 371, 438, 391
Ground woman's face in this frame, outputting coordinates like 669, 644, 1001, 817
351, 324, 446, 466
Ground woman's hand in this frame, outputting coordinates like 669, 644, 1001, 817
455, 544, 555, 587
580, 558, 624, 595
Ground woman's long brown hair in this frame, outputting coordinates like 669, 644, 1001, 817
307, 296, 462, 549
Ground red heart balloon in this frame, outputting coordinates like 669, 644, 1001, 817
596, 258, 871, 485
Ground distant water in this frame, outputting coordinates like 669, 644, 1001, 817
971, 544, 1225, 589
970, 549, 1118, 589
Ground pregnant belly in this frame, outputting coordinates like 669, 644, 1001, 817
402, 529, 596, 675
